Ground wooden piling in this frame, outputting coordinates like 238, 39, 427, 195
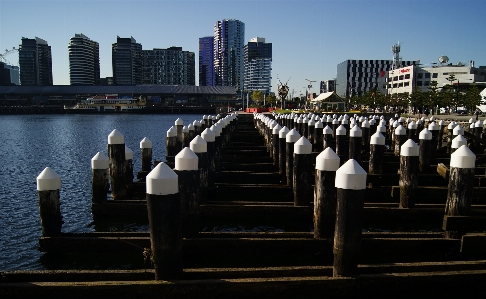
451, 135, 467, 154
323, 125, 333, 151
335, 125, 347, 163
108, 129, 126, 200
91, 152, 109, 204
201, 128, 216, 188
279, 126, 290, 176
399, 139, 419, 208
394, 125, 407, 156
272, 124, 282, 168
361, 119, 370, 154
190, 135, 208, 204
369, 132, 385, 174
293, 137, 313, 206
166, 126, 177, 168
140, 137, 153, 173
175, 118, 184, 151
125, 146, 134, 184
428, 122, 440, 153
286, 129, 300, 186
419, 128, 432, 173
446, 121, 456, 154
37, 167, 63, 237
438, 120, 445, 149
314, 121, 323, 152
348, 125, 362, 162
307, 118, 315, 144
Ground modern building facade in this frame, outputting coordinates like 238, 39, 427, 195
336, 59, 416, 98
213, 19, 245, 90
199, 36, 214, 86
0, 62, 20, 85
112, 36, 142, 85
243, 37, 272, 94
18, 37, 53, 85
68, 34, 100, 85
320, 79, 336, 93
142, 47, 195, 85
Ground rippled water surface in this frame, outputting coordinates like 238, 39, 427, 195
0, 114, 204, 270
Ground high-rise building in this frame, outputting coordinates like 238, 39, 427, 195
199, 36, 214, 86
18, 37, 53, 85
213, 19, 245, 90
243, 37, 272, 94
320, 80, 336, 93
0, 62, 19, 85
68, 34, 100, 85
112, 36, 142, 85
142, 47, 195, 85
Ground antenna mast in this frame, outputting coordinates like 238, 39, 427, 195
391, 42, 401, 70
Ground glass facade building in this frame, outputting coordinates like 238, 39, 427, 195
68, 34, 100, 85
199, 36, 214, 86
112, 36, 142, 85
243, 37, 272, 94
142, 47, 195, 85
213, 19, 245, 91
19, 37, 53, 86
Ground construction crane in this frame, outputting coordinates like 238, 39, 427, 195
305, 78, 316, 89
0, 47, 19, 65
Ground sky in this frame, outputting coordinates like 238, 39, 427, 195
1, 0, 485, 96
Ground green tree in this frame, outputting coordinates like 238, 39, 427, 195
427, 81, 442, 114
463, 85, 482, 113
250, 90, 263, 107
266, 94, 277, 108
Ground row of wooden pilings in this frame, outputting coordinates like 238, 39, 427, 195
36, 112, 238, 280
254, 111, 479, 277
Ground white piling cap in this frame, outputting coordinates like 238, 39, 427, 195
343, 114, 350, 120
201, 128, 215, 142
408, 121, 417, 129
140, 137, 152, 149
350, 125, 362, 137
108, 129, 124, 145
439, 120, 445, 126
377, 124, 387, 133
175, 118, 183, 125
326, 116, 333, 122
188, 124, 195, 131
203, 115, 208, 119
392, 120, 399, 128
453, 125, 464, 135
294, 137, 312, 154
469, 118, 474, 123
286, 129, 301, 143
146, 163, 178, 195
190, 135, 207, 153
341, 118, 349, 125
315, 121, 323, 128
308, 119, 315, 126
323, 125, 333, 135
125, 145, 133, 160
470, 123, 475, 129
417, 119, 422, 125
379, 119, 387, 126
400, 139, 419, 156
451, 135, 467, 149
419, 128, 432, 140
37, 167, 61, 191
91, 152, 109, 169
315, 147, 340, 171
369, 118, 376, 125
361, 119, 370, 128
448, 122, 456, 130
336, 125, 347, 136
182, 126, 189, 133
335, 159, 367, 190
450, 145, 476, 168
175, 147, 199, 171
395, 125, 407, 135
430, 116, 435, 121
475, 120, 483, 128
279, 126, 290, 138
210, 125, 221, 137
332, 119, 340, 124
167, 126, 177, 137
272, 124, 282, 135
193, 120, 201, 127
370, 131, 385, 145
428, 122, 439, 131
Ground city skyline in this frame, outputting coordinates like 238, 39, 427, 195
1, 0, 485, 95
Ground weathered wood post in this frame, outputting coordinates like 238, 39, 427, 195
302, 116, 309, 139
166, 126, 178, 168
361, 119, 370, 154
468, 117, 474, 133
201, 128, 216, 188
140, 137, 153, 173
368, 118, 377, 139
314, 148, 340, 239
408, 121, 418, 143
174, 147, 200, 238
438, 120, 446, 149
91, 152, 109, 204
296, 116, 304, 136
419, 128, 432, 173
333, 159, 367, 277
369, 131, 385, 174
108, 129, 126, 200
452, 124, 464, 140
307, 118, 315, 145
182, 126, 189, 148
146, 162, 182, 280
175, 118, 184, 151
474, 120, 483, 148
451, 135, 467, 154
314, 121, 324, 152
341, 115, 350, 133
332, 118, 340, 138
272, 124, 282, 168
190, 135, 208, 204
349, 125, 362, 162
394, 125, 407, 156
210, 124, 222, 172
444, 145, 476, 239
446, 121, 457, 154
399, 139, 419, 208
193, 120, 202, 135
293, 137, 313, 206
203, 115, 209, 128
428, 121, 440, 154
125, 145, 134, 184
416, 119, 423, 141
323, 125, 333, 151
37, 167, 63, 237
335, 125, 347, 164
279, 126, 290, 177
286, 129, 301, 186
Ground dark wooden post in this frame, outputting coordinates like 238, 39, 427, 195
174, 147, 200, 238
37, 167, 62, 237
444, 145, 476, 239
369, 118, 377, 140
190, 135, 208, 204
272, 124, 282, 168
452, 124, 464, 140
187, 124, 195, 147
175, 118, 184, 151
394, 125, 407, 156
201, 128, 216, 188
91, 152, 109, 204
468, 117, 474, 133
332, 118, 340, 138
140, 137, 153, 173
474, 120, 483, 148
166, 126, 178, 169
341, 116, 350, 133
369, 132, 385, 174
182, 126, 189, 148
323, 125, 333, 151
416, 119, 423, 141
361, 119, 370, 154
314, 148, 340, 239
419, 128, 432, 173
333, 159, 367, 277
446, 121, 457, 154
293, 137, 313, 206
438, 120, 446, 149
210, 124, 222, 172
428, 122, 440, 154
203, 115, 209, 128
279, 126, 289, 176
451, 135, 467, 154
302, 116, 309, 139
193, 120, 202, 135
335, 125, 347, 163
399, 139, 419, 208
286, 129, 301, 186
348, 125, 362, 162
146, 163, 182, 280
408, 121, 418, 143
307, 118, 315, 144
124, 145, 134, 184
314, 121, 324, 152
108, 129, 126, 200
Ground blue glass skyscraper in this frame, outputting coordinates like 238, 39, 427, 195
198, 36, 214, 86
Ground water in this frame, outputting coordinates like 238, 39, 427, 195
0, 114, 204, 270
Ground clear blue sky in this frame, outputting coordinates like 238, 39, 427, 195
1, 0, 485, 96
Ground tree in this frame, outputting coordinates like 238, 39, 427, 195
427, 80, 441, 114
266, 94, 277, 108
250, 91, 263, 107
463, 85, 482, 113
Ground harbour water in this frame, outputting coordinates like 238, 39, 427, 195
0, 114, 204, 270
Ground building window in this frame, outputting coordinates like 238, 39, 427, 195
432, 73, 438, 78
404, 82, 409, 87
424, 81, 430, 86
417, 81, 423, 86
425, 73, 431, 79
405, 74, 410, 79
393, 83, 398, 88
418, 73, 423, 79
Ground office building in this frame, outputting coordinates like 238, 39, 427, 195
18, 37, 53, 85
199, 36, 214, 86
320, 79, 336, 93
112, 36, 142, 85
243, 37, 272, 94
68, 34, 100, 85
0, 62, 19, 85
142, 47, 195, 85
213, 19, 245, 90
